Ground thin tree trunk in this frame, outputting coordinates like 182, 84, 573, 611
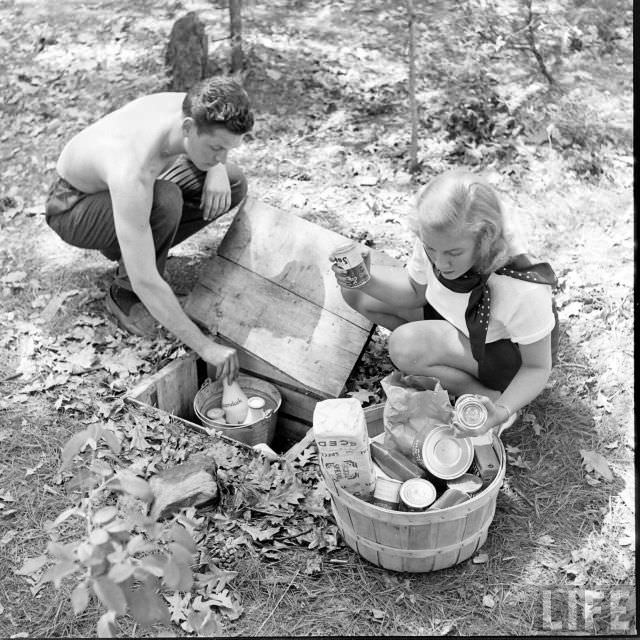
229, 0, 243, 75
407, 0, 419, 172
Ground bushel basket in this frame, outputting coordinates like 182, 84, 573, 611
326, 436, 506, 573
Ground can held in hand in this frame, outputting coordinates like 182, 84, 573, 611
454, 394, 488, 432
399, 478, 437, 511
331, 241, 370, 288
372, 476, 402, 510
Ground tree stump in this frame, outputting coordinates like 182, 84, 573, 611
165, 11, 209, 92
149, 452, 219, 520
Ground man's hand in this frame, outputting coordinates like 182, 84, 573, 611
201, 163, 231, 221
201, 340, 239, 385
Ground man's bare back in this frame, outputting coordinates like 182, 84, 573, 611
56, 93, 185, 194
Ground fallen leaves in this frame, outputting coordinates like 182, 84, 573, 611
580, 449, 613, 482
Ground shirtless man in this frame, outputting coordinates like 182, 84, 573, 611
44, 77, 254, 382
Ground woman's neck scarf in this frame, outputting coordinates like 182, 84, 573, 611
433, 254, 557, 362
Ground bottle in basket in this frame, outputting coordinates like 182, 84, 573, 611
330, 241, 370, 288
221, 379, 249, 424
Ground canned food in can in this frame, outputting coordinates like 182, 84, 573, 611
399, 478, 437, 511
429, 488, 470, 510
372, 476, 402, 510
331, 241, 370, 288
411, 425, 474, 480
446, 472, 483, 495
370, 441, 426, 482
454, 394, 488, 432
471, 443, 500, 484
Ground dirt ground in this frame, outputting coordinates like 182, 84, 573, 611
0, 0, 634, 637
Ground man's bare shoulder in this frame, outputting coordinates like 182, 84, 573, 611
57, 93, 186, 192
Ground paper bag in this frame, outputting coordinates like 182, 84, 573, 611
381, 371, 453, 456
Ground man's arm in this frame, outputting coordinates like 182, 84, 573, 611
201, 163, 231, 221
108, 168, 239, 382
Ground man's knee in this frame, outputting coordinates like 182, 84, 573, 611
226, 162, 248, 205
152, 180, 183, 226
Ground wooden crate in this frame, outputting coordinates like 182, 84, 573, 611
126, 350, 385, 453
183, 196, 399, 429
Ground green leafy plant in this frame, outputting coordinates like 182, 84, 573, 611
36, 424, 212, 637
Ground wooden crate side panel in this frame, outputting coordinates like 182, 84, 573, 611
217, 197, 397, 330
127, 353, 199, 419
185, 258, 369, 397
276, 414, 310, 443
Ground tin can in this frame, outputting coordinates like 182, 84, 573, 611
370, 441, 426, 482
372, 476, 402, 510
399, 478, 437, 511
331, 241, 370, 288
447, 472, 483, 495
471, 444, 500, 485
245, 396, 266, 424
429, 488, 470, 510
411, 425, 474, 480
454, 394, 488, 433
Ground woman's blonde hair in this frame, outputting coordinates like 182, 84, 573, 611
409, 170, 510, 274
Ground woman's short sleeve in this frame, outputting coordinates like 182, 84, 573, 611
502, 281, 555, 345
406, 239, 429, 285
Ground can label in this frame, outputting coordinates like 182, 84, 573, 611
372, 476, 402, 509
410, 434, 428, 470
331, 242, 370, 288
454, 394, 488, 431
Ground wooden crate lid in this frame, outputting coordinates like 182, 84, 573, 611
184, 197, 399, 398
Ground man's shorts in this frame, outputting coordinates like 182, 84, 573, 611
45, 175, 89, 219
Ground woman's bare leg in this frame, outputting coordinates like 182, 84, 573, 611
340, 287, 423, 330
388, 320, 500, 399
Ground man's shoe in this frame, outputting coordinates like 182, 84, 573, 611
105, 284, 160, 337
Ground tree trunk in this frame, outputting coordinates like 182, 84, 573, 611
407, 0, 419, 172
165, 12, 208, 91
229, 0, 243, 75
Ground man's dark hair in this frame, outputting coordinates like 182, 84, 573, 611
182, 77, 254, 134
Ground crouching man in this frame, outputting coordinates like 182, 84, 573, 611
45, 77, 254, 382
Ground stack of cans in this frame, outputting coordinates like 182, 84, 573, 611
367, 394, 501, 512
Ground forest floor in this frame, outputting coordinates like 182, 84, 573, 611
0, 0, 635, 637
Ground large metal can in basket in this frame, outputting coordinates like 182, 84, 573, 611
193, 374, 281, 446
326, 414, 506, 573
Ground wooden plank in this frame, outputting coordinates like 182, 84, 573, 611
217, 197, 397, 331
282, 428, 315, 462
127, 352, 199, 414
185, 257, 370, 397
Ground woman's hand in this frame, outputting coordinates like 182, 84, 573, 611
201, 164, 231, 221
451, 394, 508, 437
330, 245, 372, 288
